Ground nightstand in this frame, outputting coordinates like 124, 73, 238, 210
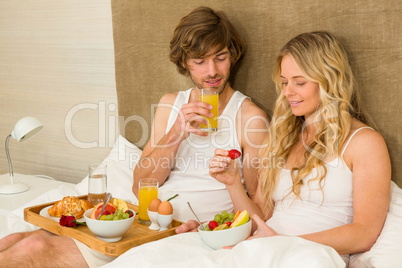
0, 173, 74, 215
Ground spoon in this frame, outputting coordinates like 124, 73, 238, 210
187, 202, 204, 230
97, 192, 112, 220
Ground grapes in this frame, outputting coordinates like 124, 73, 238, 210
99, 209, 133, 221
213, 211, 230, 224
228, 213, 235, 221
221, 210, 228, 219
214, 214, 222, 223
105, 215, 114, 221
115, 209, 123, 217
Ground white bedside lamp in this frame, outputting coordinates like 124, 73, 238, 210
0, 117, 43, 195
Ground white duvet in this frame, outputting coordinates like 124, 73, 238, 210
0, 181, 345, 268
1, 136, 401, 268
103, 232, 345, 268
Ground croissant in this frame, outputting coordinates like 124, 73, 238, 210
48, 196, 94, 219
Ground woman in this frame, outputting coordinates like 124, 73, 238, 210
178, 31, 391, 260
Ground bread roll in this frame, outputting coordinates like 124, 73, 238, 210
48, 196, 94, 219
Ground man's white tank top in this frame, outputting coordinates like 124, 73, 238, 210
267, 127, 373, 235
159, 88, 249, 222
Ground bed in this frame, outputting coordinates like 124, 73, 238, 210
1, 135, 402, 267
1, 0, 401, 267
110, 1, 402, 265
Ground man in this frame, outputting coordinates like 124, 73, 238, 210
0, 7, 268, 267
133, 6, 269, 223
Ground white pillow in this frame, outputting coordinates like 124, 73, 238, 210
350, 181, 402, 267
75, 135, 142, 204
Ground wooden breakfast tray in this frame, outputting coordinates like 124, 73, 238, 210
24, 196, 183, 257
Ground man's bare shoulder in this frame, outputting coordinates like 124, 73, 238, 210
240, 98, 269, 120
153, 92, 180, 126
159, 92, 179, 105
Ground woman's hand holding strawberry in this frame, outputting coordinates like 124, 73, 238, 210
209, 149, 242, 186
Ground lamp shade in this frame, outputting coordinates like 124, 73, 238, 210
11, 117, 43, 142
0, 117, 43, 195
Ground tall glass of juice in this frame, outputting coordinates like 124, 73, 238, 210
199, 88, 219, 132
138, 178, 159, 225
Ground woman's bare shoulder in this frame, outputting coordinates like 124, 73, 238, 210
349, 120, 383, 142
344, 119, 388, 163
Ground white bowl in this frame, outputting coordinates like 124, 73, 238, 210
84, 208, 135, 242
198, 220, 252, 249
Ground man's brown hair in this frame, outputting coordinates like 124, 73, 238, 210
169, 6, 246, 76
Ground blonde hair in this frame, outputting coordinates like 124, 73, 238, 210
259, 31, 372, 213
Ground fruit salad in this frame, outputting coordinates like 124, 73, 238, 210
203, 210, 249, 231
90, 198, 134, 221
98, 209, 134, 221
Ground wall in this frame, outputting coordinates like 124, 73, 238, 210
0, 0, 118, 183
112, 0, 402, 186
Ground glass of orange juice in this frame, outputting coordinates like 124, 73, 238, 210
199, 88, 219, 132
138, 178, 159, 225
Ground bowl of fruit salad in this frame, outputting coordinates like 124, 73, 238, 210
198, 210, 252, 249
83, 199, 135, 242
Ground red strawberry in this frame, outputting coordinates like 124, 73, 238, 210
228, 149, 241, 159
225, 221, 232, 227
125, 210, 134, 218
208, 220, 219, 230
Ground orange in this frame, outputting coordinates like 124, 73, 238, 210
90, 202, 117, 219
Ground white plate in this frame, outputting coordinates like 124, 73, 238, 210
40, 205, 86, 223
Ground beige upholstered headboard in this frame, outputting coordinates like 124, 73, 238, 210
111, 0, 402, 186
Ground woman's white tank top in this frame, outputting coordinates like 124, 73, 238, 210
267, 127, 374, 235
